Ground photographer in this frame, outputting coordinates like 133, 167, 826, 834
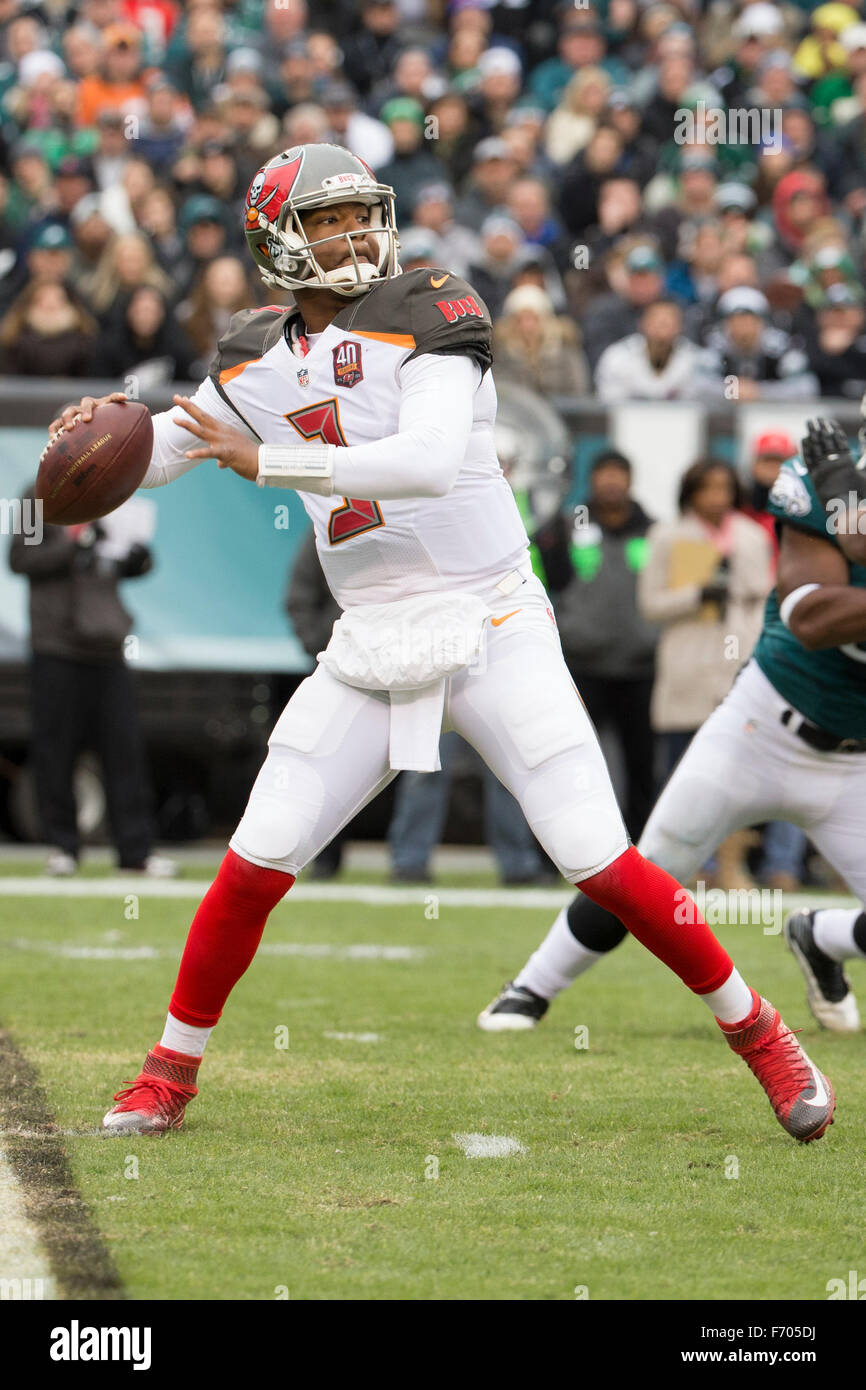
9, 490, 172, 877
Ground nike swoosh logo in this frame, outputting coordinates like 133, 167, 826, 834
803, 1068, 829, 1108
430, 274, 449, 288
491, 609, 522, 627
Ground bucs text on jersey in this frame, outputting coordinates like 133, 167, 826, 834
207, 268, 529, 609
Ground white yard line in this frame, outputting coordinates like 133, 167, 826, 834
0, 877, 853, 913
6, 937, 426, 962
453, 1133, 527, 1158
0, 1145, 56, 1300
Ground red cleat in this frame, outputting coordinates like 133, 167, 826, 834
719, 992, 835, 1142
102, 1045, 199, 1135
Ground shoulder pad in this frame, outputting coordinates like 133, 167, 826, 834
208, 305, 293, 386
767, 456, 834, 540
339, 269, 492, 371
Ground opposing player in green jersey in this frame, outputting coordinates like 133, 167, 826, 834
480, 416, 866, 1036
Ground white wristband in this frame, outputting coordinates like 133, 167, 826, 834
780, 582, 821, 629
257, 443, 335, 496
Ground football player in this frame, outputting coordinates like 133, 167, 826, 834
480, 414, 866, 1038
52, 145, 834, 1142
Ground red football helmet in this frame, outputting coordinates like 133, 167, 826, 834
243, 143, 400, 298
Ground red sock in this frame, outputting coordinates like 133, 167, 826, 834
580, 847, 733, 995
169, 849, 294, 1028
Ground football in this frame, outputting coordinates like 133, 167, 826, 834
36, 400, 153, 525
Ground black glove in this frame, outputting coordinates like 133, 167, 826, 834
800, 417, 863, 511
700, 583, 727, 605
700, 558, 729, 607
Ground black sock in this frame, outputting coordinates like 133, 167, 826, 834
566, 893, 628, 953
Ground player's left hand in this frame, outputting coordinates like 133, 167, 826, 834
172, 395, 259, 481
801, 416, 860, 511
802, 417, 853, 476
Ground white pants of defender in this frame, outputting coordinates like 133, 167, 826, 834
230, 574, 629, 883
642, 658, 866, 902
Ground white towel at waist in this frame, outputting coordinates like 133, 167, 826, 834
317, 591, 491, 771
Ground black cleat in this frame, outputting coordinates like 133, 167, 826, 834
784, 910, 860, 1034
477, 981, 549, 1031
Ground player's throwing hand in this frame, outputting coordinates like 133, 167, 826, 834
172, 394, 260, 480
49, 391, 128, 437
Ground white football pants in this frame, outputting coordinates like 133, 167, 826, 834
641, 658, 866, 902
231, 573, 630, 882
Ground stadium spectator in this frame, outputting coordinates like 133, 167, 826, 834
534, 449, 658, 841
696, 285, 819, 401
92, 108, 131, 196
0, 278, 96, 375
87, 228, 172, 320
172, 194, 230, 298
743, 430, 797, 552
639, 457, 773, 790
282, 101, 330, 150
68, 194, 115, 303
595, 297, 699, 401
581, 241, 667, 369
178, 254, 257, 377
132, 74, 190, 175
8, 490, 173, 878
603, 88, 657, 187
506, 176, 570, 270
269, 36, 317, 116
340, 0, 401, 100
377, 97, 444, 219
493, 284, 589, 398
543, 67, 612, 167
455, 136, 519, 232
640, 53, 696, 147
165, 5, 227, 111
320, 80, 394, 171
75, 23, 147, 127
475, 45, 523, 136
0, 220, 74, 311
768, 168, 832, 269
91, 283, 194, 383
136, 183, 183, 274
558, 123, 626, 239
804, 282, 866, 397
6, 138, 53, 229
422, 90, 478, 187
466, 213, 526, 319
372, 45, 442, 113
409, 182, 479, 278
529, 8, 623, 112
717, 2, 788, 106
61, 23, 105, 83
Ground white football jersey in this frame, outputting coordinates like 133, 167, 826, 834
208, 270, 530, 608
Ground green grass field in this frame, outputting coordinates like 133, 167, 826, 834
0, 871, 863, 1301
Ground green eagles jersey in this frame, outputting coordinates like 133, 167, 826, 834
753, 455, 866, 738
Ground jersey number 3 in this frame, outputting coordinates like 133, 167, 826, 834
285, 399, 384, 545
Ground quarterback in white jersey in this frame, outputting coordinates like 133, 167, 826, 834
52, 143, 834, 1144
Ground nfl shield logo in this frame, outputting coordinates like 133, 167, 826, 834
332, 340, 363, 388
297, 366, 310, 388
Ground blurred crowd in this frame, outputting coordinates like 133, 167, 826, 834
1, 0, 866, 398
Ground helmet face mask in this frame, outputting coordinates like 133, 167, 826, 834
245, 145, 400, 298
